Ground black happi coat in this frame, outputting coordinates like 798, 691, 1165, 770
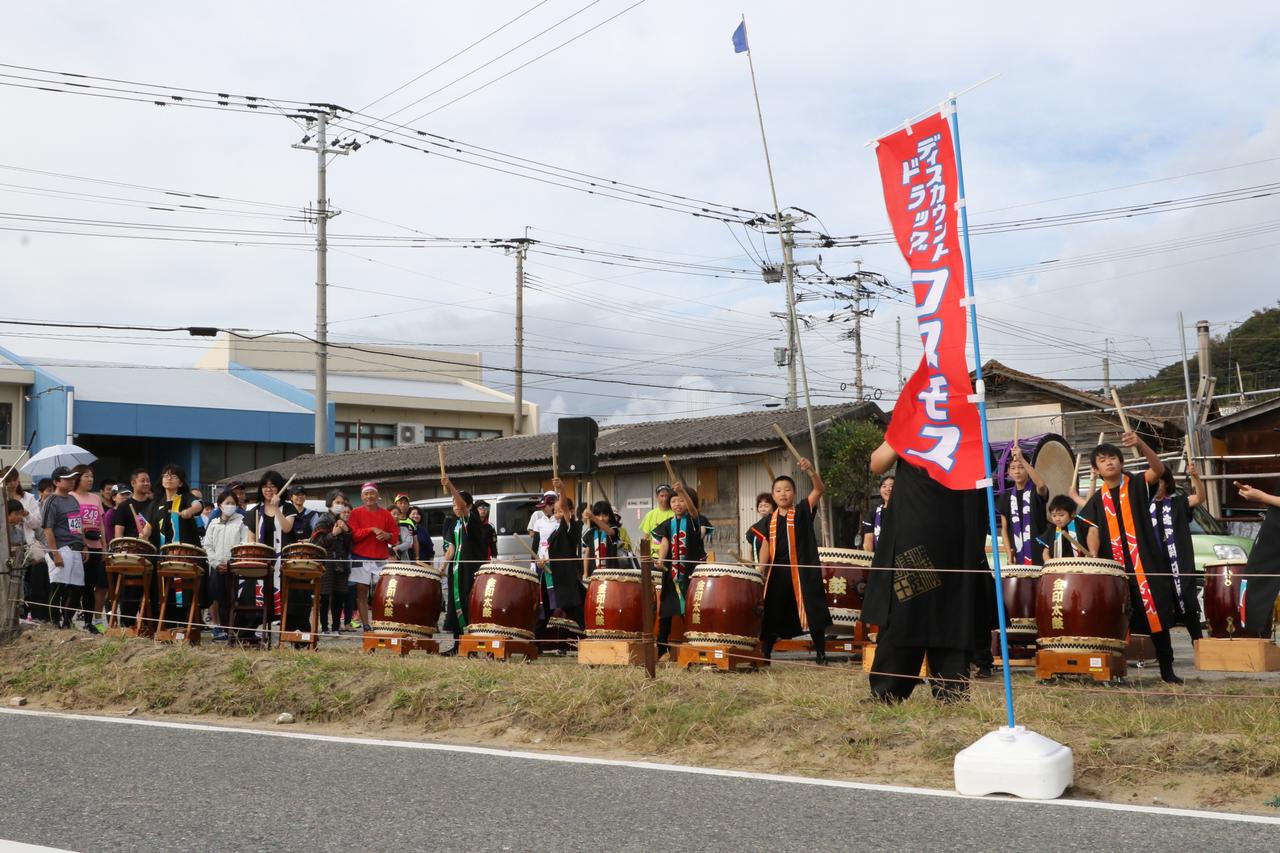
999, 482, 1047, 566
654, 513, 709, 618
1243, 505, 1280, 633
1149, 493, 1201, 621
581, 524, 622, 577
1078, 473, 1176, 634
862, 459, 989, 649
1038, 521, 1088, 560
757, 501, 832, 638
546, 517, 585, 610
444, 508, 487, 632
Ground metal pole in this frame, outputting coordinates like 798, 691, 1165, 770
740, 18, 826, 541
1178, 312, 1196, 458
314, 113, 330, 456
741, 20, 795, 409
948, 97, 1015, 729
513, 242, 525, 435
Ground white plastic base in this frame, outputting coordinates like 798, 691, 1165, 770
953, 725, 1073, 800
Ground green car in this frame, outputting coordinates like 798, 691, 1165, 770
1188, 503, 1253, 570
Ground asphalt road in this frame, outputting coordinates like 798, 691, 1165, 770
0, 710, 1275, 852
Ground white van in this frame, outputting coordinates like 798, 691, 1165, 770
411, 493, 541, 564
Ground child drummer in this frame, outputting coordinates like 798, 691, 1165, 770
1079, 432, 1182, 684
754, 459, 833, 665
653, 483, 709, 660
1038, 495, 1088, 562
1000, 443, 1049, 566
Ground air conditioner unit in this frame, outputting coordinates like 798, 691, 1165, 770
396, 423, 424, 445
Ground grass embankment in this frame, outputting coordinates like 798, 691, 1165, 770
3, 629, 1279, 815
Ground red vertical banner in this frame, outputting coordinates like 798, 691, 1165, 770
875, 112, 985, 489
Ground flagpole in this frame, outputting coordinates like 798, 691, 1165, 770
947, 96, 1016, 730
738, 15, 829, 544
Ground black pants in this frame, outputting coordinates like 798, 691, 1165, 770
48, 582, 83, 627
1151, 629, 1177, 677
870, 643, 970, 703
319, 594, 344, 631
761, 629, 826, 661
23, 562, 49, 621
657, 616, 676, 658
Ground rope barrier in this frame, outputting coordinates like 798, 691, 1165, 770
14, 600, 1280, 704
82, 546, 1280, 577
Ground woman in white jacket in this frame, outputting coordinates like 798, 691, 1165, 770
202, 492, 247, 641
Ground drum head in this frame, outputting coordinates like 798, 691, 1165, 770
1032, 434, 1075, 501
818, 547, 873, 566
478, 561, 538, 583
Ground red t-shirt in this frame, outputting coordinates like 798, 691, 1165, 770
348, 505, 398, 560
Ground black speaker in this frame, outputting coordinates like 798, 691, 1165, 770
557, 416, 598, 474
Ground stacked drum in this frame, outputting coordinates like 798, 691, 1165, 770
371, 562, 444, 638
467, 562, 539, 641
583, 566, 645, 640
1035, 557, 1130, 656
683, 563, 764, 652
816, 547, 871, 635
995, 564, 1042, 661
1202, 560, 1261, 638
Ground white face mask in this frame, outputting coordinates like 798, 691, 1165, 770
220, 504, 238, 517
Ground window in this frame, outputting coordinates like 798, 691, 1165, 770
0, 402, 11, 447
334, 422, 396, 452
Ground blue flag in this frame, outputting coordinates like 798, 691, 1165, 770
732, 21, 748, 53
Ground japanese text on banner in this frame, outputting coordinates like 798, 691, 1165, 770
874, 111, 985, 490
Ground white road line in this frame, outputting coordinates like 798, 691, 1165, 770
0, 842, 74, 852
4, 706, 1279, 826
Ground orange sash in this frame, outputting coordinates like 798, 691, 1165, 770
1101, 474, 1162, 633
766, 507, 808, 631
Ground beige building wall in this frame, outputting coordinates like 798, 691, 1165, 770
334, 404, 516, 435
196, 333, 484, 383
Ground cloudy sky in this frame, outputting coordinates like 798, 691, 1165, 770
3, 2, 1278, 430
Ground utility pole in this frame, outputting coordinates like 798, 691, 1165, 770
853, 286, 864, 400
1102, 338, 1111, 395
293, 109, 348, 456
512, 237, 529, 435
780, 216, 799, 409
895, 315, 904, 389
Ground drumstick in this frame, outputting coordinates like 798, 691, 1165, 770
1062, 531, 1086, 555
551, 441, 559, 480
1012, 418, 1020, 449
771, 424, 805, 466
437, 444, 447, 481
662, 454, 700, 518
1110, 388, 1140, 458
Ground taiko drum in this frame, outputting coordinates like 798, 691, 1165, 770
584, 567, 645, 640
995, 564, 1042, 660
281, 541, 326, 579
817, 547, 872, 634
467, 562, 539, 640
1035, 557, 1129, 655
106, 536, 155, 575
157, 542, 206, 574
684, 563, 764, 651
1202, 560, 1262, 639
228, 542, 276, 579
370, 562, 444, 637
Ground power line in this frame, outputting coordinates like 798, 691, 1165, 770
348, 0, 554, 118
332, 0, 604, 136
0, 319, 786, 400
